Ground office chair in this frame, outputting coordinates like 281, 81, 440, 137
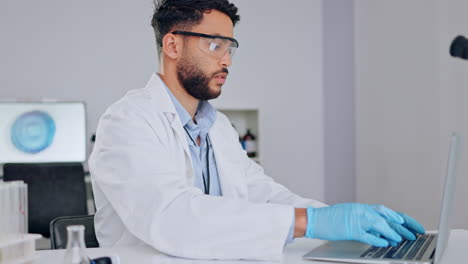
3, 163, 88, 238
50, 215, 99, 249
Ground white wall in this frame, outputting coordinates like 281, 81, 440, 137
213, 0, 325, 200
355, 0, 468, 229
323, 0, 355, 204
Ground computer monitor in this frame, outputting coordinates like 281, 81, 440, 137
0, 101, 86, 163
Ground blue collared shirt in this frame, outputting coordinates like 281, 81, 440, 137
163, 83, 222, 196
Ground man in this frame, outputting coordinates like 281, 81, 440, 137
89, 0, 425, 261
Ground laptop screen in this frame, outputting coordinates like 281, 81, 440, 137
434, 133, 460, 263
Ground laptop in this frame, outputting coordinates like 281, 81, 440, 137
303, 133, 461, 264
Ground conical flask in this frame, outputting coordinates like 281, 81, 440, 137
63, 225, 91, 264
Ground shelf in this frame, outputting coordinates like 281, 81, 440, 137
217, 109, 260, 163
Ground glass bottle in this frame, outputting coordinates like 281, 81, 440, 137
242, 129, 257, 157
63, 225, 91, 264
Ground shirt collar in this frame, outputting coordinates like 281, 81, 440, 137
195, 100, 217, 132
157, 74, 217, 131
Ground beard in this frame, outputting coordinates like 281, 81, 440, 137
176, 55, 227, 101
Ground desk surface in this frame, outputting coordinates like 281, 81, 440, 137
34, 230, 468, 264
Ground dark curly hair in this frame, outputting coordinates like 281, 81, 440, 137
152, 0, 240, 55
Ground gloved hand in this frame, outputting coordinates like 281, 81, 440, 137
397, 212, 426, 236
371, 205, 426, 246
305, 203, 403, 247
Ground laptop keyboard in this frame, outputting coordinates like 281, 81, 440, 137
360, 234, 436, 260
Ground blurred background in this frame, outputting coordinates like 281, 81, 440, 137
1, 0, 467, 237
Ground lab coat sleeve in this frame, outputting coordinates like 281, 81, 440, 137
89, 99, 294, 261
218, 115, 327, 209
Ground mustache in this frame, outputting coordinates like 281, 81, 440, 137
212, 68, 229, 77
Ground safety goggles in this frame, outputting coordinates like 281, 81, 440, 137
172, 31, 239, 59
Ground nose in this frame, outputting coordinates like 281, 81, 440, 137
220, 51, 232, 67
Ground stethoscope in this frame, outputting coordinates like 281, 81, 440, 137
183, 126, 210, 195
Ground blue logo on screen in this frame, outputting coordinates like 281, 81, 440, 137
11, 110, 56, 154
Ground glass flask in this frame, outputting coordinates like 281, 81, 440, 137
63, 225, 91, 264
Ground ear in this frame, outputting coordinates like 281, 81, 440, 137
162, 33, 182, 60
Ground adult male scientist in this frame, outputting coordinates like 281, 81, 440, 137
89, 0, 425, 261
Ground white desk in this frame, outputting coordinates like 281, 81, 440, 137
34, 230, 468, 264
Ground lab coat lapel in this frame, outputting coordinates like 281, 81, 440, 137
145, 74, 191, 164
168, 113, 191, 158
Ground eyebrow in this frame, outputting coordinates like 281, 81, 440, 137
211, 33, 231, 38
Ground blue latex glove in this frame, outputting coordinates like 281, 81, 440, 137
397, 212, 426, 235
305, 203, 403, 247
371, 205, 426, 245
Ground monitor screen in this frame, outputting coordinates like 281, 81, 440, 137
0, 102, 86, 163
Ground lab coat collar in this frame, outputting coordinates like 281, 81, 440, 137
145, 73, 192, 161
144, 73, 178, 115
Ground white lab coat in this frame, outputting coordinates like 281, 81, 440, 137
89, 74, 326, 261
